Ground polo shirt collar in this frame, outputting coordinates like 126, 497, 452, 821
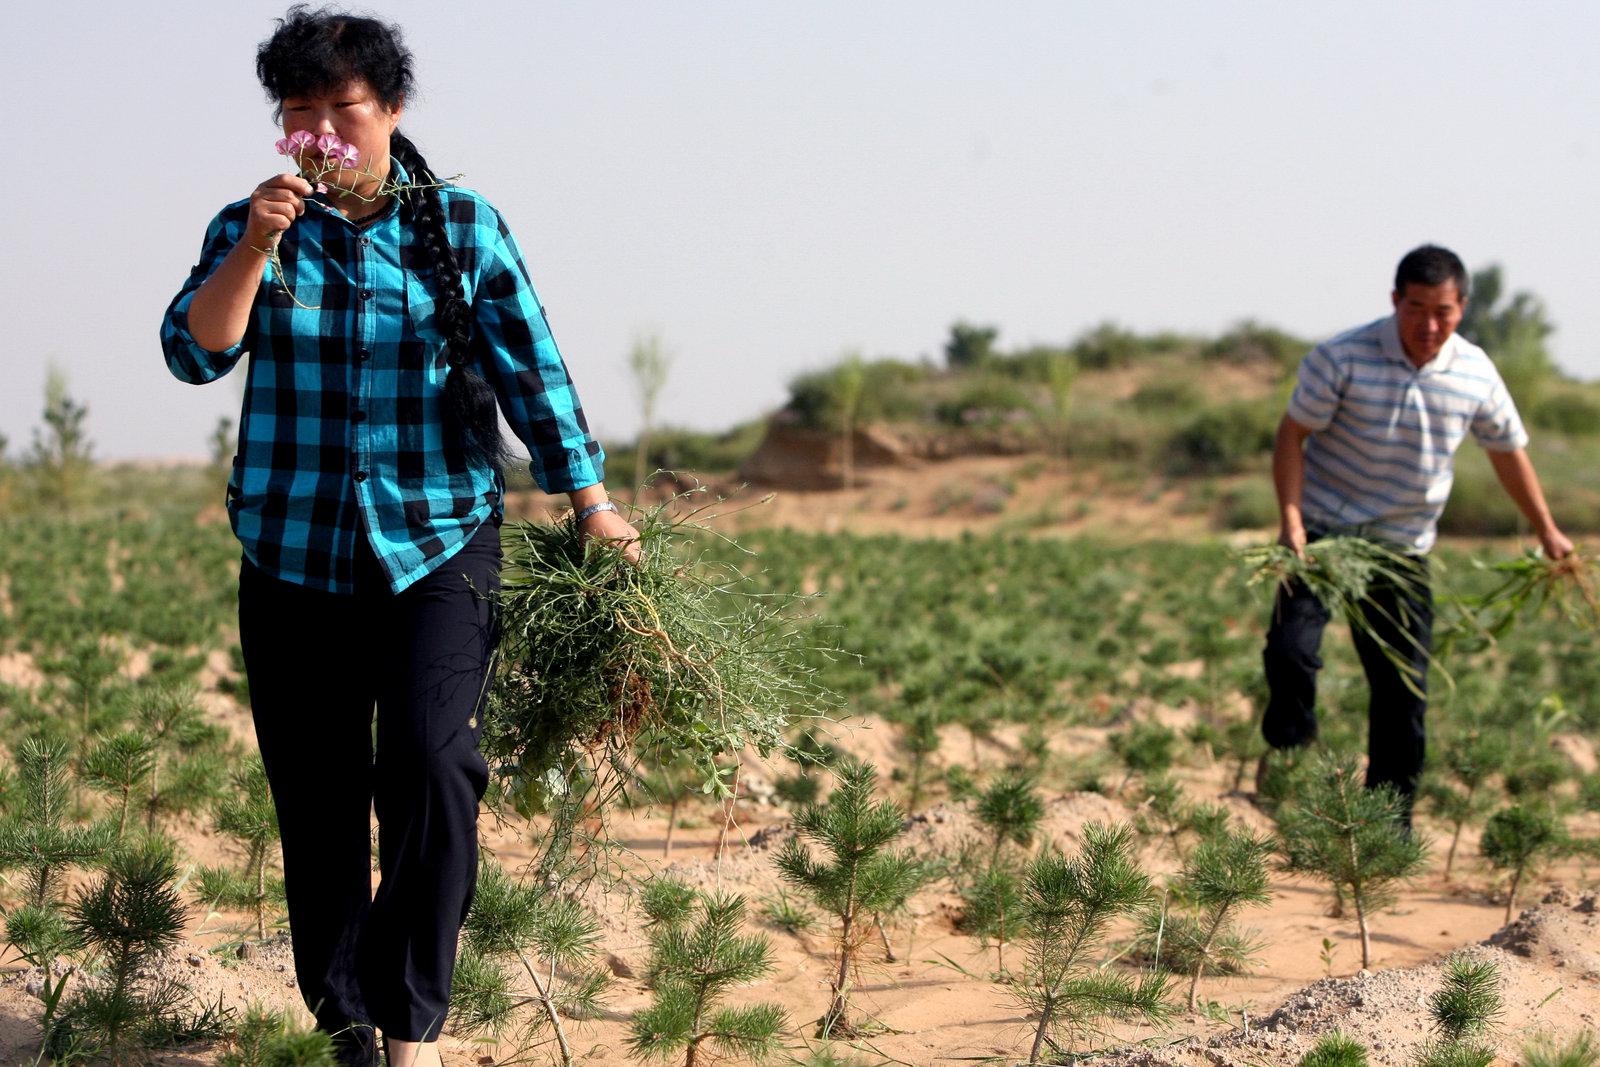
1379, 315, 1460, 375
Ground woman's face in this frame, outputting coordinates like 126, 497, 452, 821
280, 78, 403, 195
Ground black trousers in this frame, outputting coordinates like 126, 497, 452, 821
237, 518, 501, 1050
1260, 549, 1433, 817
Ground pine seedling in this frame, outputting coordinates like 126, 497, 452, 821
1009, 823, 1170, 1065
1480, 804, 1565, 923
1413, 954, 1501, 1067
1275, 752, 1427, 968
450, 860, 608, 1067
3, 901, 85, 1040
960, 862, 1024, 974
1132, 775, 1228, 860
1110, 721, 1177, 794
1222, 719, 1268, 793
1522, 1030, 1600, 1067
638, 751, 701, 860
975, 771, 1044, 866
195, 757, 283, 940
135, 686, 228, 833
220, 1003, 338, 1067
776, 759, 921, 1037
1171, 826, 1273, 1010
1300, 1034, 1369, 1067
0, 736, 113, 909
899, 709, 941, 813
81, 730, 158, 842
1427, 723, 1508, 878
628, 892, 787, 1066
52, 840, 190, 1063
758, 888, 817, 937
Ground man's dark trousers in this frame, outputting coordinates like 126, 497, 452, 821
1261, 544, 1433, 819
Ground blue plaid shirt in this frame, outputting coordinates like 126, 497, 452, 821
161, 165, 605, 594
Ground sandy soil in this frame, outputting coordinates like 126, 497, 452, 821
2, 698, 1595, 1065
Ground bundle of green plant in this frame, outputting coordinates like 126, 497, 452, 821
975, 771, 1045, 866
47, 841, 203, 1064
81, 730, 158, 842
776, 759, 922, 1037
1109, 721, 1178, 793
1522, 1030, 1600, 1067
899, 709, 942, 812
1240, 537, 1436, 693
484, 497, 837, 842
449, 860, 609, 1067
1442, 548, 1600, 655
0, 736, 114, 910
1164, 827, 1274, 1010
1008, 823, 1170, 1065
220, 1003, 337, 1067
1274, 753, 1427, 968
1413, 954, 1501, 1067
195, 757, 285, 941
1299, 1034, 1369, 1067
628, 891, 787, 1067
1423, 721, 1509, 878
1480, 804, 1567, 923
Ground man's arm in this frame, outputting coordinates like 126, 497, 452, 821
1484, 448, 1573, 559
1273, 414, 1315, 556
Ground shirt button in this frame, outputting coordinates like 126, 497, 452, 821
354, 470, 368, 483
359, 289, 373, 300
352, 410, 367, 423
356, 348, 371, 361
359, 237, 372, 247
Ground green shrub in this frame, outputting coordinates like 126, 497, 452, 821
1220, 480, 1280, 530
785, 360, 930, 429
1201, 320, 1308, 373
1532, 392, 1600, 436
1166, 401, 1277, 475
934, 376, 1036, 427
1127, 380, 1203, 413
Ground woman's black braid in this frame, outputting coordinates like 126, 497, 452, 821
389, 130, 515, 472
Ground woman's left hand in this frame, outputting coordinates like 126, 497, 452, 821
578, 508, 642, 563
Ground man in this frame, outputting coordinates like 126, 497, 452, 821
1261, 244, 1572, 823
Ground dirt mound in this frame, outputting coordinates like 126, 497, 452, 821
1107, 891, 1600, 1066
738, 421, 916, 490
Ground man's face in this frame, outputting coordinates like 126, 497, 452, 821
1391, 280, 1466, 364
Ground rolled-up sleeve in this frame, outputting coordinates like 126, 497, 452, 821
161, 203, 255, 384
469, 208, 605, 494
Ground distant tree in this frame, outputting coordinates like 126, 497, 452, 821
945, 322, 998, 370
29, 366, 94, 511
209, 416, 236, 472
1046, 352, 1077, 453
1458, 265, 1559, 413
628, 333, 672, 495
1480, 804, 1565, 923
831, 353, 866, 489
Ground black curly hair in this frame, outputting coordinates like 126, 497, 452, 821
256, 4, 513, 473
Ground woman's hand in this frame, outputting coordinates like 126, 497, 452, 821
577, 508, 642, 563
246, 173, 314, 251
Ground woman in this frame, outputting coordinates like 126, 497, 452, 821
160, 8, 637, 1065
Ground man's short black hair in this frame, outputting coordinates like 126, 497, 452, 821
1395, 244, 1469, 299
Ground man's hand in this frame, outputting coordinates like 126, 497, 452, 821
1278, 517, 1307, 558
1539, 524, 1574, 561
578, 508, 642, 564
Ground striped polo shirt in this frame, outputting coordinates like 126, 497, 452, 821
1286, 315, 1528, 552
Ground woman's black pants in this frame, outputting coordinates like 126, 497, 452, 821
238, 520, 501, 1054
1260, 554, 1433, 822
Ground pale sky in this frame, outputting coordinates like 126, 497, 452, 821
4, 1, 1598, 461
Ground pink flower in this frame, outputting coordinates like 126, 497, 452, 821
286, 130, 316, 152
275, 137, 293, 156
315, 182, 330, 194
337, 143, 360, 168
316, 132, 343, 154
